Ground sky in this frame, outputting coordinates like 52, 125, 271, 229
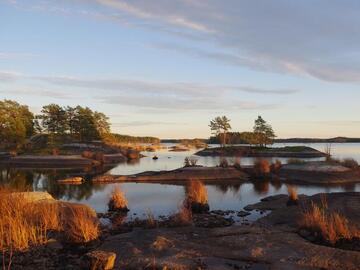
1, 0, 360, 139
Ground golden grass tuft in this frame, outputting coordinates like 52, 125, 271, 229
0, 187, 99, 252
173, 204, 192, 226
145, 209, 157, 228
299, 200, 360, 244
187, 180, 208, 205
109, 186, 128, 210
62, 205, 99, 244
0, 189, 52, 251
253, 159, 271, 176
287, 185, 298, 201
271, 159, 282, 173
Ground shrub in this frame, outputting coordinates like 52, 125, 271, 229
172, 204, 192, 226
145, 209, 157, 228
187, 180, 208, 205
0, 190, 46, 251
219, 157, 229, 168
287, 185, 298, 201
62, 205, 99, 244
0, 187, 100, 252
108, 186, 129, 211
271, 159, 282, 173
299, 200, 359, 244
232, 157, 241, 170
184, 156, 198, 167
253, 159, 270, 177
341, 158, 359, 169
82, 151, 94, 159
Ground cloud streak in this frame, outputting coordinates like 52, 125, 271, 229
0, 71, 289, 111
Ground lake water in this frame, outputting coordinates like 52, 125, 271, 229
1, 143, 360, 220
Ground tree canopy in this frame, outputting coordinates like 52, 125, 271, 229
36, 105, 111, 142
0, 100, 35, 149
253, 116, 276, 146
209, 116, 231, 147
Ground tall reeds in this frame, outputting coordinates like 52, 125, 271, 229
0, 188, 99, 252
108, 186, 129, 212
299, 199, 360, 244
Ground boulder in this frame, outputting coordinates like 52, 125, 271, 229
9, 191, 54, 203
83, 250, 116, 270
126, 150, 140, 159
57, 177, 84, 184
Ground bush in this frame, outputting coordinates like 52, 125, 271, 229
287, 185, 298, 201
299, 200, 359, 244
232, 157, 241, 170
171, 204, 192, 226
184, 156, 198, 167
253, 159, 271, 177
271, 159, 282, 173
186, 180, 208, 205
219, 157, 229, 168
341, 158, 359, 169
62, 204, 99, 244
0, 188, 100, 252
108, 186, 129, 212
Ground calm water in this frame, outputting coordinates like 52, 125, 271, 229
1, 143, 360, 219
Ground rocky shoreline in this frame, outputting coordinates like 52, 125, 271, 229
4, 191, 360, 269
92, 166, 249, 183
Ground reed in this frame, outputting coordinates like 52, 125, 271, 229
187, 180, 208, 205
299, 200, 360, 244
253, 159, 271, 176
0, 187, 99, 252
287, 185, 298, 201
62, 205, 99, 244
108, 186, 128, 211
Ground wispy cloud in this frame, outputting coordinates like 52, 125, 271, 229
0, 71, 287, 111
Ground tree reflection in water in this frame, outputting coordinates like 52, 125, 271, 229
0, 165, 115, 200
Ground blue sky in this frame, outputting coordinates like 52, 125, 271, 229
1, 0, 360, 138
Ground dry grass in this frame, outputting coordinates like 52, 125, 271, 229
286, 185, 298, 201
187, 180, 208, 205
108, 186, 128, 210
219, 157, 229, 168
287, 158, 305, 165
0, 189, 54, 252
232, 157, 241, 169
341, 158, 359, 169
253, 159, 271, 176
184, 156, 198, 167
271, 159, 282, 173
62, 205, 99, 244
0, 188, 99, 252
145, 209, 157, 228
172, 204, 192, 226
299, 200, 360, 244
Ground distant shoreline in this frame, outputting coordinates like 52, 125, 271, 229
162, 137, 360, 144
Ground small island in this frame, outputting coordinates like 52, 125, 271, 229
196, 145, 327, 158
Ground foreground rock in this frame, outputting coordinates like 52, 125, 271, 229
92, 166, 248, 183
83, 250, 116, 270
95, 192, 360, 269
